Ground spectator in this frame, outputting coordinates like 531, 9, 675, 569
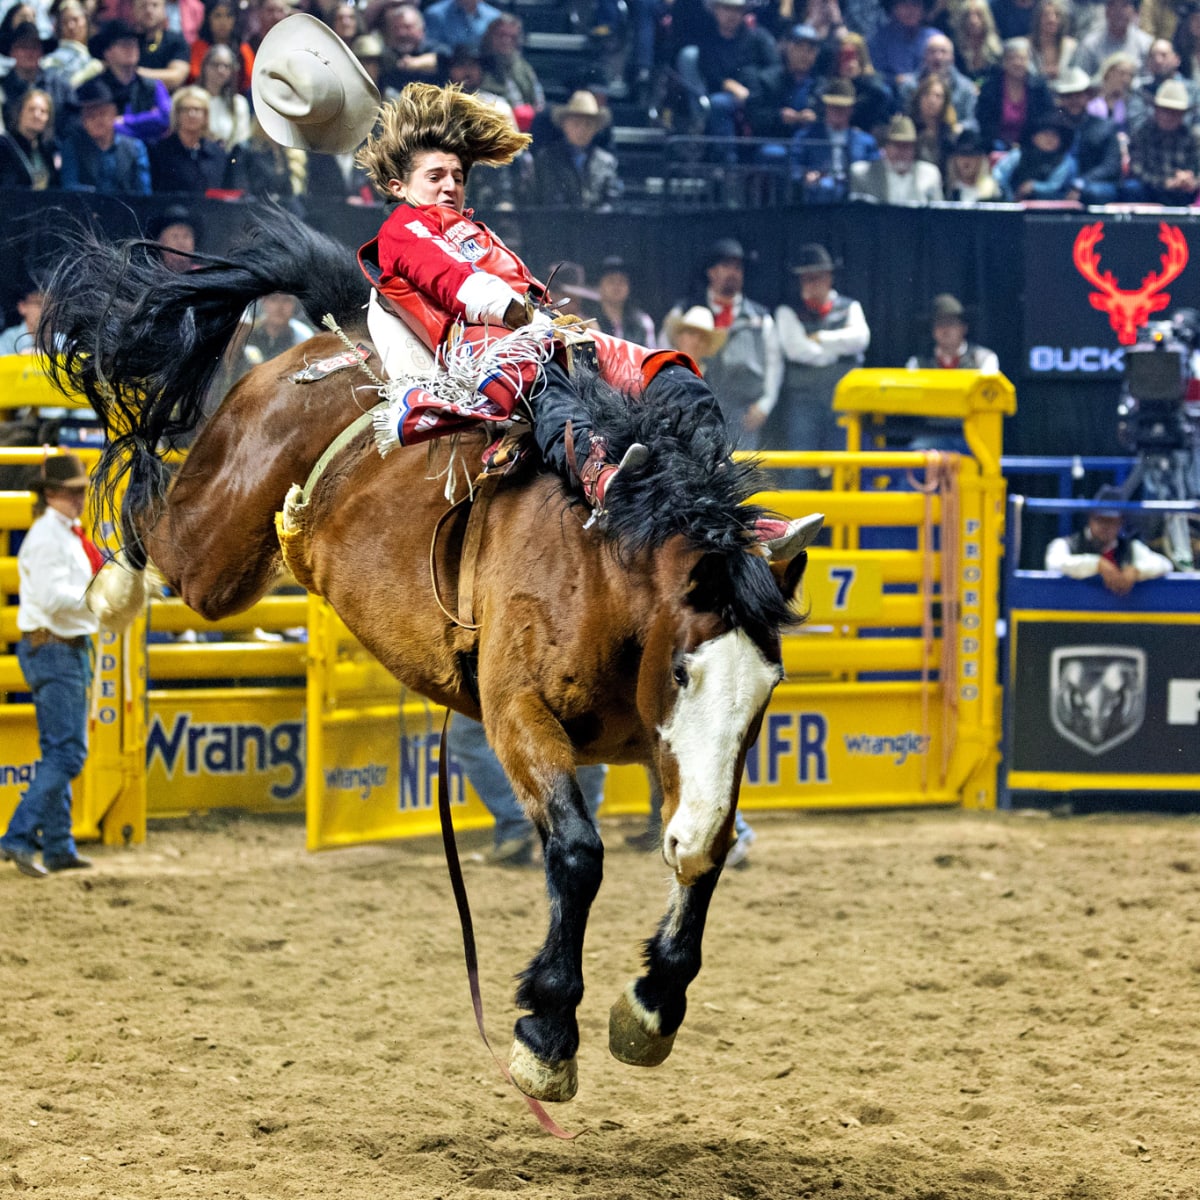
841, 0, 888, 43
0, 280, 44, 354
197, 43, 249, 148
147, 203, 201, 271
659, 237, 783, 450
586, 256, 657, 347
899, 30, 977, 127
529, 88, 621, 210
790, 77, 879, 201
1054, 64, 1123, 203
849, 111, 944, 201
0, 86, 58, 186
92, 17, 171, 143
240, 291, 313, 372
993, 110, 1077, 198
950, 0, 1002, 86
188, 0, 254, 90
42, 0, 98, 85
663, 303, 726, 366
748, 22, 825, 140
60, 75, 151, 191
226, 112, 307, 203
1128, 77, 1200, 203
326, 1, 360, 43
351, 31, 384, 86
132, 0, 190, 92
798, 0, 849, 75
1173, 3, 1200, 85
834, 30, 895, 138
976, 37, 1054, 149
1, 454, 101, 879
1087, 50, 1139, 129
479, 12, 543, 133
868, 0, 936, 90
907, 293, 999, 370
942, 125, 1002, 201
908, 71, 957, 176
1045, 488, 1173, 594
1129, 37, 1199, 126
770, 242, 869, 488
250, 0, 294, 52
990, 0, 1038, 41
376, 3, 445, 95
1028, 0, 1078, 81
0, 20, 76, 136
149, 83, 231, 192
682, 0, 780, 147
1073, 0, 1153, 76
448, 715, 606, 867
421, 0, 502, 55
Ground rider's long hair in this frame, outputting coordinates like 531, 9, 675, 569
356, 83, 531, 199
38, 205, 368, 567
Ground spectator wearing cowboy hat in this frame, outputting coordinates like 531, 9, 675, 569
868, 0, 937, 89
1129, 36, 1200, 127
0, 19, 78, 137
89, 17, 172, 143
1053, 64, 1123, 204
659, 237, 783, 450
60, 75, 152, 192
943, 126, 1001, 202
1045, 486, 1173, 594
992, 109, 1078, 200
1, 454, 103, 879
770, 243, 869, 487
849, 112, 943, 202
664, 304, 728, 365
586, 256, 658, 348
1127, 76, 1200, 203
791, 77, 880, 201
529, 88, 621, 209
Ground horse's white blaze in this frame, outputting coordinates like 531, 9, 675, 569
660, 629, 779, 881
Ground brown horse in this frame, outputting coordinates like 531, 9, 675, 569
40, 209, 811, 1103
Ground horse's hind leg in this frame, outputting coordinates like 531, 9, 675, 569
487, 710, 604, 1103
609, 871, 719, 1068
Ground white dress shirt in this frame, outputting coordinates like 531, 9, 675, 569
17, 508, 100, 638
775, 295, 871, 368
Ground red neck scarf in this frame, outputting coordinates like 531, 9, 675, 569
71, 523, 105, 576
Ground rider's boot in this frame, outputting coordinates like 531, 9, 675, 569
753, 513, 824, 561
578, 437, 650, 514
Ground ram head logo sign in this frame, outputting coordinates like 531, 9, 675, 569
1072, 221, 1189, 346
1050, 646, 1147, 756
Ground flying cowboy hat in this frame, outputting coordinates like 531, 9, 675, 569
251, 13, 380, 154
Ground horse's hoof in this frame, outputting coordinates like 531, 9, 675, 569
508, 1040, 578, 1103
609, 983, 676, 1067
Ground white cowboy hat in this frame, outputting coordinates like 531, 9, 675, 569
550, 90, 612, 131
664, 305, 728, 357
252, 13, 380, 154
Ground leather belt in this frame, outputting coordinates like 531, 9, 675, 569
25, 628, 90, 650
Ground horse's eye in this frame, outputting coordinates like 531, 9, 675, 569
673, 663, 689, 688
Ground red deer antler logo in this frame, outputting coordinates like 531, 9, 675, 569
1072, 221, 1189, 346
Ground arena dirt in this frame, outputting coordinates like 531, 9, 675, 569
2, 807, 1199, 1199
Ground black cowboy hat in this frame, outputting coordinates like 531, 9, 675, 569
704, 237, 746, 269
147, 204, 204, 244
90, 18, 140, 57
76, 77, 117, 110
790, 243, 840, 275
37, 454, 91, 491
0, 21, 56, 56
598, 255, 630, 278
1089, 484, 1126, 519
949, 127, 987, 157
926, 293, 974, 323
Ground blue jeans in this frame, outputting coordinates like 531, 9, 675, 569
2, 638, 90, 861
449, 716, 607, 845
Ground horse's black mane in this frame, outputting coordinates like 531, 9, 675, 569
568, 368, 801, 639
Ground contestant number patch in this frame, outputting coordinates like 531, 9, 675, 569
805, 559, 883, 621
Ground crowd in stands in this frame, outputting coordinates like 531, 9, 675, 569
2, 0, 1200, 209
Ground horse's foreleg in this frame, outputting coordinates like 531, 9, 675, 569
609, 869, 719, 1068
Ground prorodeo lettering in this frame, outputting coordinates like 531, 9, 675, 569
146, 713, 304, 800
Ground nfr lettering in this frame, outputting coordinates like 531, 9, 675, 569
399, 733, 466, 811
744, 712, 829, 786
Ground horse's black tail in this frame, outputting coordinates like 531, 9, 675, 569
38, 204, 369, 567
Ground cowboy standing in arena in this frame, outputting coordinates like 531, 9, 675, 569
252, 14, 809, 552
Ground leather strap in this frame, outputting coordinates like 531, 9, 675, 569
458, 472, 499, 628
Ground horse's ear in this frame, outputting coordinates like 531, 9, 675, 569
685, 552, 732, 615
770, 550, 808, 605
